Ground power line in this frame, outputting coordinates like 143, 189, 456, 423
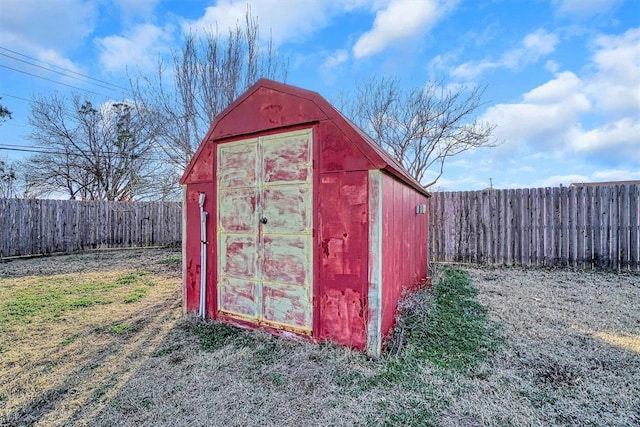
0, 52, 124, 94
1, 93, 31, 103
0, 46, 128, 91
2, 123, 30, 129
0, 143, 169, 162
0, 64, 113, 98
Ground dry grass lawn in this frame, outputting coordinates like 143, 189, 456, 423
0, 248, 183, 426
1, 249, 638, 426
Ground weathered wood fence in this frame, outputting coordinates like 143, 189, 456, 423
0, 198, 182, 258
428, 184, 640, 271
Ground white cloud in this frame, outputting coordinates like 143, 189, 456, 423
96, 24, 174, 74
0, 0, 96, 72
481, 29, 639, 170
568, 118, 640, 166
585, 27, 640, 115
452, 29, 558, 80
482, 71, 591, 149
37, 49, 84, 74
323, 49, 349, 69
181, 0, 358, 45
553, 0, 623, 17
352, 0, 459, 58
0, 0, 97, 51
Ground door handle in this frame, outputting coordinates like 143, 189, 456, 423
260, 217, 268, 224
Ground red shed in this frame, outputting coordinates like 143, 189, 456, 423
180, 79, 430, 357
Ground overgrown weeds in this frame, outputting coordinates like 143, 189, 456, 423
386, 268, 503, 373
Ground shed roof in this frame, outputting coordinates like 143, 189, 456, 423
181, 78, 429, 197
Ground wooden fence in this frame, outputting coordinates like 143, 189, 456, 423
428, 184, 639, 271
0, 198, 182, 258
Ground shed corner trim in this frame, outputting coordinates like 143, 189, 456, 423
366, 169, 383, 358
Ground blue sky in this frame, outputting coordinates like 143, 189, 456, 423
0, 0, 638, 191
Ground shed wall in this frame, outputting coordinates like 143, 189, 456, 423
318, 170, 368, 349
318, 121, 373, 172
183, 182, 217, 318
380, 173, 429, 337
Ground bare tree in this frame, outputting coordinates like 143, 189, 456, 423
1, 97, 16, 197
0, 158, 17, 198
129, 8, 287, 173
25, 93, 172, 201
342, 77, 497, 188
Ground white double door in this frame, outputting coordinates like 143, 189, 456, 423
216, 129, 313, 334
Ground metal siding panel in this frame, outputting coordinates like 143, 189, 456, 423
211, 87, 328, 139
318, 170, 368, 349
318, 121, 373, 172
184, 183, 215, 314
380, 175, 429, 338
182, 185, 188, 314
183, 140, 215, 184
380, 176, 395, 337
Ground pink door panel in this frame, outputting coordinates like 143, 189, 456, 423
221, 235, 257, 279
262, 282, 312, 330
262, 186, 311, 234
218, 277, 258, 319
218, 187, 257, 232
262, 235, 311, 285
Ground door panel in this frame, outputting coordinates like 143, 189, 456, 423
217, 129, 313, 334
218, 187, 257, 232
262, 235, 311, 285
262, 186, 311, 233
262, 282, 312, 329
263, 133, 311, 183
218, 277, 258, 319
217, 139, 260, 320
221, 235, 257, 279
217, 141, 257, 188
